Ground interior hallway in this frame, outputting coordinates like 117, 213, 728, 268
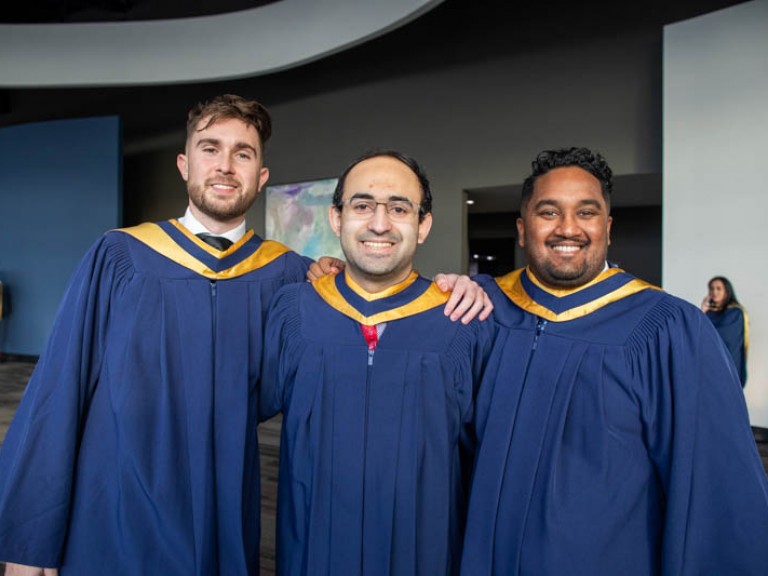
1, 359, 767, 575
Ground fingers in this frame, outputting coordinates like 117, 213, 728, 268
325, 257, 345, 274
306, 257, 346, 281
477, 291, 494, 321
4, 563, 46, 576
440, 275, 493, 324
306, 261, 324, 282
443, 287, 464, 319
451, 286, 493, 324
434, 273, 453, 292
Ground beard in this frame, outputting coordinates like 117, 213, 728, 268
187, 181, 258, 222
538, 261, 593, 287
529, 244, 608, 289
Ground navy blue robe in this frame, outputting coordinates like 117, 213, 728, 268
0, 220, 308, 575
260, 272, 493, 576
461, 268, 768, 576
707, 305, 748, 386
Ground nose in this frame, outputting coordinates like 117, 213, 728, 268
556, 211, 580, 237
367, 203, 392, 233
217, 154, 234, 174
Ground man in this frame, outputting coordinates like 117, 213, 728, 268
460, 147, 768, 575
0, 95, 488, 576
260, 151, 493, 575
0, 94, 310, 575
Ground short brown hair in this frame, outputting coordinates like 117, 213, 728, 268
186, 94, 272, 147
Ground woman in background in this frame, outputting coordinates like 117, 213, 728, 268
702, 276, 749, 387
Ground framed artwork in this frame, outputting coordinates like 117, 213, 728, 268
265, 178, 344, 261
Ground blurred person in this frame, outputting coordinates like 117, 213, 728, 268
701, 275, 749, 386
461, 147, 768, 576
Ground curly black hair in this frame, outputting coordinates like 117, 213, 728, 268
520, 147, 613, 211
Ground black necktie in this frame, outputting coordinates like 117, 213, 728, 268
196, 233, 233, 251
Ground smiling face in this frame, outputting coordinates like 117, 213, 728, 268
329, 155, 432, 293
176, 116, 269, 233
517, 166, 612, 289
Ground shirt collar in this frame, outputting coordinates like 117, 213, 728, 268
177, 207, 246, 244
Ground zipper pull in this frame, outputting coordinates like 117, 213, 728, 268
533, 318, 547, 350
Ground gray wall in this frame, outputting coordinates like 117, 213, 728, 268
125, 27, 663, 278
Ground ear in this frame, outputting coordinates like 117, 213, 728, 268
606, 215, 613, 246
329, 205, 342, 238
257, 167, 270, 192
177, 154, 189, 181
516, 217, 525, 247
417, 212, 433, 244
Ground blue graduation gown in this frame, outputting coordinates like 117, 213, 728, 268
707, 305, 748, 386
260, 272, 493, 576
461, 268, 768, 576
0, 220, 309, 575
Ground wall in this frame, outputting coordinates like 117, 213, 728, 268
663, 0, 768, 426
125, 28, 663, 277
0, 117, 122, 356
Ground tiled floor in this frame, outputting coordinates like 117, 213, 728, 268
1, 360, 767, 575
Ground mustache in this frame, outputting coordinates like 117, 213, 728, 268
546, 235, 589, 247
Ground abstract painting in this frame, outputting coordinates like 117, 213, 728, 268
265, 178, 344, 261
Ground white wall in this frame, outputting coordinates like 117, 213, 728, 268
664, 0, 768, 425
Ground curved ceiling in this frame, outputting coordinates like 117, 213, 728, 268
0, 0, 443, 88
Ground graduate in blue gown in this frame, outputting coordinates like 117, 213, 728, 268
701, 276, 749, 387
461, 148, 768, 576
0, 95, 314, 575
260, 151, 493, 576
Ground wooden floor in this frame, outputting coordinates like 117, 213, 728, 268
1, 359, 767, 575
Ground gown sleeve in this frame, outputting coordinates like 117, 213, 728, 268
629, 297, 768, 575
259, 283, 306, 422
0, 236, 124, 567
444, 315, 495, 490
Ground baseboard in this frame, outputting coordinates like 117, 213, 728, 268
0, 353, 39, 363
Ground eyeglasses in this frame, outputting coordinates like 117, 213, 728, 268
341, 198, 420, 221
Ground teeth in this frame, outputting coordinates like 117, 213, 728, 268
364, 241, 392, 248
212, 184, 235, 190
552, 245, 580, 252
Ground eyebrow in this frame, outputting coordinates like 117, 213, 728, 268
195, 138, 258, 156
532, 198, 603, 210
348, 192, 414, 203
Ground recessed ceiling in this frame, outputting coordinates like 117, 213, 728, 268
0, 0, 445, 87
0, 0, 749, 145
0, 0, 279, 23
